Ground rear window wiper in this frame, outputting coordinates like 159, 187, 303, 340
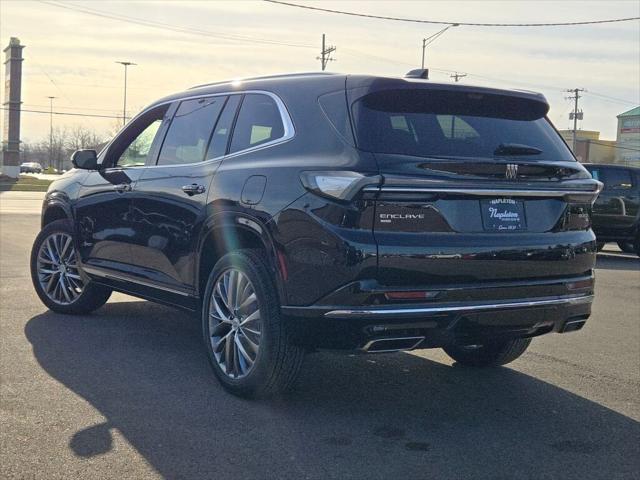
494, 143, 542, 156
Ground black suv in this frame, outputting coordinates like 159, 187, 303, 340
583, 163, 640, 256
31, 73, 602, 397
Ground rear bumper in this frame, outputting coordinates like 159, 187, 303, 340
282, 288, 594, 350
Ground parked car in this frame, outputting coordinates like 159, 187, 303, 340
20, 162, 43, 173
30, 72, 602, 398
583, 163, 640, 256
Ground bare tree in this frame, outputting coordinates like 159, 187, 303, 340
20, 125, 108, 172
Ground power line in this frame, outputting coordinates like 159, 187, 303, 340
1, 107, 126, 120
40, 1, 315, 49
23, 103, 121, 113
585, 91, 639, 106
589, 140, 640, 152
265, 1, 640, 27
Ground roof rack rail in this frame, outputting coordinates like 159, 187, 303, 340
189, 72, 337, 90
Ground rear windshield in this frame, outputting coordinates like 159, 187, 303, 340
351, 89, 574, 162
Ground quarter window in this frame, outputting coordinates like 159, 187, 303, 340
229, 94, 285, 154
157, 97, 226, 166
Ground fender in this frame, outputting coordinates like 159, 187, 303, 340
196, 211, 287, 304
41, 193, 74, 228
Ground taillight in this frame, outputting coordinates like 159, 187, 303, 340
300, 171, 381, 202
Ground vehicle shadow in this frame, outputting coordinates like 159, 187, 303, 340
25, 301, 639, 480
596, 254, 640, 271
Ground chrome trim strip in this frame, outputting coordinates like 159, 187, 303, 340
82, 266, 193, 297
363, 186, 601, 198
324, 295, 594, 318
100, 90, 295, 170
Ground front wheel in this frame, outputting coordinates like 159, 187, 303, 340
202, 249, 304, 398
443, 338, 531, 367
30, 219, 112, 314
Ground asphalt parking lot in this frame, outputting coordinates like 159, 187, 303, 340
1, 191, 639, 480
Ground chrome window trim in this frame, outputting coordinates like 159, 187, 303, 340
101, 90, 295, 170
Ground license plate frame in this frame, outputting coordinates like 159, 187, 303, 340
481, 198, 527, 232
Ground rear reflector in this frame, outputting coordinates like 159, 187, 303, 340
384, 291, 439, 301
567, 279, 593, 291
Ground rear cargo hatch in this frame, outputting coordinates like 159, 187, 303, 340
350, 84, 601, 286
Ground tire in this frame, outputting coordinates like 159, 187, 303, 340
595, 241, 606, 252
30, 219, 112, 315
443, 338, 531, 367
201, 249, 304, 398
617, 241, 635, 253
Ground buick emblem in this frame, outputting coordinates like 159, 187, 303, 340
505, 163, 518, 180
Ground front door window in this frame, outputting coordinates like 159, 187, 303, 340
118, 120, 163, 167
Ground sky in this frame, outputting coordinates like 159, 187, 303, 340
1, 0, 639, 143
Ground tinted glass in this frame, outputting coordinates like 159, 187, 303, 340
585, 166, 601, 181
118, 119, 163, 167
352, 89, 574, 162
603, 168, 633, 190
319, 90, 354, 145
157, 97, 225, 165
229, 94, 285, 154
206, 95, 241, 159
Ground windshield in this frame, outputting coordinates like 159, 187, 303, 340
351, 89, 574, 162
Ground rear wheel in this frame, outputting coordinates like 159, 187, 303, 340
617, 241, 635, 253
201, 249, 304, 398
443, 338, 531, 367
30, 220, 111, 314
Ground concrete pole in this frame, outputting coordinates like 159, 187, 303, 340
1, 38, 25, 178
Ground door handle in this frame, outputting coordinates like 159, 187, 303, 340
182, 184, 206, 196
113, 183, 132, 192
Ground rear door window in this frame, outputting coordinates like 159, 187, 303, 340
206, 95, 241, 159
229, 94, 285, 154
157, 96, 226, 166
351, 89, 574, 162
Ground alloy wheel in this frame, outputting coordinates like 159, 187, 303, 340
36, 232, 84, 305
209, 268, 262, 379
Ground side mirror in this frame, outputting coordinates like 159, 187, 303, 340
71, 150, 98, 170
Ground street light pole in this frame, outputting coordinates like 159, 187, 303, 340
116, 61, 136, 126
47, 96, 56, 170
421, 24, 459, 70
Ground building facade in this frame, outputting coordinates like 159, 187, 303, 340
616, 106, 640, 166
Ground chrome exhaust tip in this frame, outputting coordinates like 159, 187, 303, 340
361, 336, 425, 353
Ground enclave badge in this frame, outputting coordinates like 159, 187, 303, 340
505, 163, 519, 179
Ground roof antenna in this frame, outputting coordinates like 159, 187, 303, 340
405, 68, 429, 79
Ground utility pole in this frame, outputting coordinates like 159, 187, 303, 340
450, 72, 467, 82
566, 88, 584, 153
421, 23, 458, 70
317, 34, 336, 71
116, 61, 136, 126
46, 96, 56, 170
